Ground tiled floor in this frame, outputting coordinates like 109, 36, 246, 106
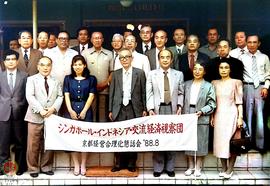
0, 168, 269, 185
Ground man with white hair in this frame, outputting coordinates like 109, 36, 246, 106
113, 34, 150, 77
111, 33, 124, 69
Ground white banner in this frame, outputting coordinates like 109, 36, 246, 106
44, 114, 198, 152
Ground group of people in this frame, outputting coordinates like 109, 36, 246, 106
0, 24, 269, 180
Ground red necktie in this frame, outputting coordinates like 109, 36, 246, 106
189, 54, 195, 71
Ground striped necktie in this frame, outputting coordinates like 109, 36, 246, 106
251, 55, 260, 88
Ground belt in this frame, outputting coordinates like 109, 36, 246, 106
190, 104, 196, 108
243, 82, 264, 85
160, 102, 171, 106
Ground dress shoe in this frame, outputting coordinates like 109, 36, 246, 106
153, 171, 162, 177
41, 170, 54, 175
224, 171, 233, 179
16, 171, 24, 176
30, 173, 39, 178
219, 171, 226, 177
165, 170, 175, 177
184, 168, 194, 176
128, 167, 136, 172
111, 167, 121, 172
194, 169, 201, 177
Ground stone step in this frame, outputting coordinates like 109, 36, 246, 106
0, 168, 269, 185
53, 150, 270, 169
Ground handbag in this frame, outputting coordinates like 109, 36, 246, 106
230, 125, 252, 154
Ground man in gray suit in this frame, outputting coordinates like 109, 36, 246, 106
0, 50, 28, 175
146, 30, 168, 70
168, 28, 187, 67
146, 49, 184, 177
109, 48, 147, 172
24, 56, 63, 178
15, 30, 42, 76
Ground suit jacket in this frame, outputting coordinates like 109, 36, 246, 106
146, 68, 184, 114
24, 73, 63, 124
145, 48, 157, 70
15, 48, 42, 76
168, 45, 187, 68
205, 56, 244, 82
175, 52, 209, 81
183, 79, 216, 124
136, 41, 154, 54
109, 67, 146, 120
72, 44, 91, 55
0, 70, 28, 121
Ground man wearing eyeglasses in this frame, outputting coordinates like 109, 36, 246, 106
113, 35, 150, 77
44, 31, 78, 85
109, 48, 147, 173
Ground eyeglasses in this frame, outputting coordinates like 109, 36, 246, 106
58, 37, 69, 41
119, 55, 132, 61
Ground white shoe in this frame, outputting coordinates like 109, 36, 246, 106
194, 169, 201, 177
219, 172, 226, 177
184, 168, 194, 176
224, 171, 233, 179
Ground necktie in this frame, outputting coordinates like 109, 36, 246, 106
114, 53, 118, 61
145, 45, 149, 53
44, 76, 49, 95
123, 71, 130, 106
189, 54, 195, 71
81, 45, 85, 53
113, 53, 118, 70
164, 71, 171, 104
24, 49, 29, 67
251, 55, 260, 88
240, 49, 245, 55
9, 73, 13, 91
177, 48, 181, 54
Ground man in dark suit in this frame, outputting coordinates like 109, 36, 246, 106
136, 24, 154, 54
0, 50, 28, 175
109, 48, 147, 172
174, 34, 209, 81
71, 26, 91, 54
15, 30, 42, 76
206, 39, 244, 82
146, 30, 168, 70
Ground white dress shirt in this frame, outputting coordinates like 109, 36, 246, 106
122, 67, 132, 105
143, 42, 152, 53
6, 69, 17, 88
229, 46, 248, 59
176, 44, 185, 54
21, 47, 30, 59
80, 43, 88, 53
240, 50, 270, 89
190, 81, 202, 105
